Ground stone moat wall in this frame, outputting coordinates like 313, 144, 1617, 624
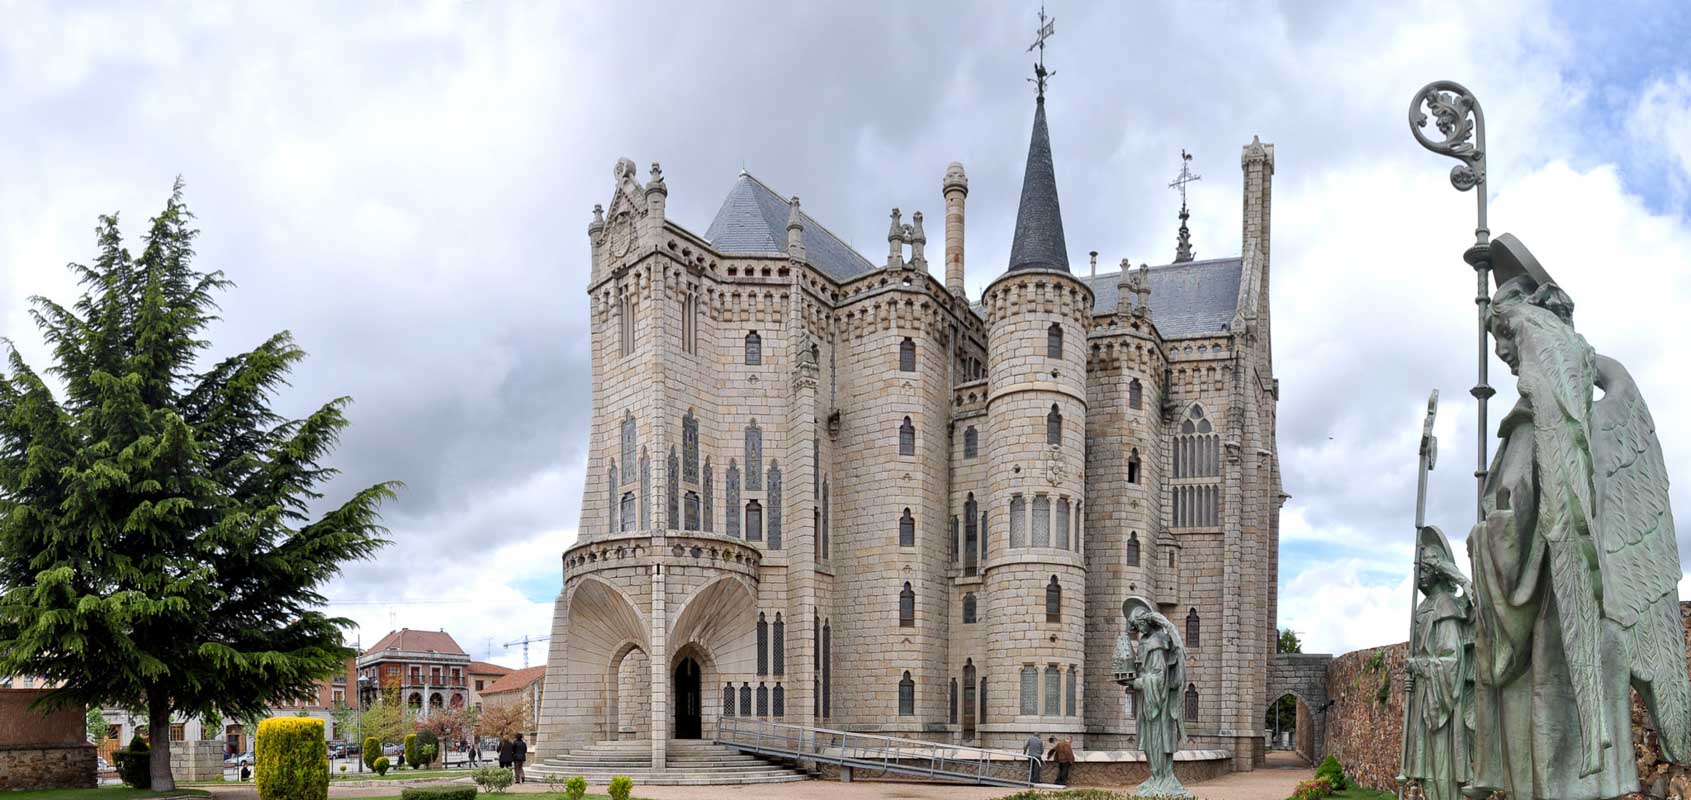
0, 688, 95, 790
1323, 601, 1691, 800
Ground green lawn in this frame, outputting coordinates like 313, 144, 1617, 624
0, 790, 211, 800
1332, 789, 1396, 800
991, 791, 1134, 800
339, 795, 626, 800
330, 769, 475, 782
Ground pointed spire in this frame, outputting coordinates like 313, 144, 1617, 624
1006, 97, 1069, 273
1175, 206, 1195, 263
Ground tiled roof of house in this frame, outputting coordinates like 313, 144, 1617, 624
1082, 257, 1244, 339
480, 666, 547, 696
704, 173, 877, 282
467, 661, 513, 676
363, 628, 468, 656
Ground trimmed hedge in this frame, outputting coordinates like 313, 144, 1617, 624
400, 787, 478, 800
417, 728, 439, 767
374, 756, 391, 775
405, 733, 420, 769
114, 733, 152, 789
256, 716, 329, 800
608, 775, 633, 800
363, 736, 380, 770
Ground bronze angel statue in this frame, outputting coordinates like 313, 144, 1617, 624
1464, 234, 1691, 799
1113, 596, 1191, 799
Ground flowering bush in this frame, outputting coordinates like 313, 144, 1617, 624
1291, 776, 1336, 800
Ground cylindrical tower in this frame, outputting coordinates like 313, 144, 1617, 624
943, 163, 968, 297
980, 268, 1092, 748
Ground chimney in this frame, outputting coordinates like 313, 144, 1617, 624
942, 163, 969, 296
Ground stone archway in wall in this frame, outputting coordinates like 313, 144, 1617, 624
1266, 653, 1333, 764
669, 576, 757, 742
561, 577, 650, 748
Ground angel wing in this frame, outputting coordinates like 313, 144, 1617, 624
1592, 354, 1691, 763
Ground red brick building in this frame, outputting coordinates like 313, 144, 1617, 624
356, 629, 473, 718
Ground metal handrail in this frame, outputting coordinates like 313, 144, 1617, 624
714, 716, 1039, 788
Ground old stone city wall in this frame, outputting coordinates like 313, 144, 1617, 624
1323, 601, 1691, 800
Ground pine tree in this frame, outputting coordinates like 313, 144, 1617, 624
0, 181, 396, 790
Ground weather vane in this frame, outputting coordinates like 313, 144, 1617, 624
1027, 5, 1056, 99
1407, 80, 1490, 522
1169, 151, 1201, 262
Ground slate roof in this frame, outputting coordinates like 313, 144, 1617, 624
480, 665, 547, 696
704, 173, 877, 282
1083, 257, 1244, 339
1007, 98, 1070, 273
363, 628, 468, 656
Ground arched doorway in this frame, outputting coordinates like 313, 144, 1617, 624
674, 657, 703, 739
1263, 692, 1313, 765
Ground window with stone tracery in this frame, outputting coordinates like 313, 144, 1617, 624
682, 410, 699, 483
964, 494, 979, 575
745, 420, 763, 491
757, 613, 768, 675
607, 462, 618, 533
667, 448, 679, 529
964, 426, 978, 459
1129, 378, 1143, 410
773, 614, 785, 675
767, 462, 783, 550
1185, 684, 1199, 721
1019, 666, 1038, 716
703, 458, 714, 531
621, 413, 637, 485
744, 330, 761, 365
1173, 405, 1220, 528
726, 460, 741, 537
757, 683, 768, 716
1186, 607, 1201, 649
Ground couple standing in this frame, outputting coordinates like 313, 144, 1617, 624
497, 733, 529, 783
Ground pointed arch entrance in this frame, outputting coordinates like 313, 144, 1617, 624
674, 656, 703, 739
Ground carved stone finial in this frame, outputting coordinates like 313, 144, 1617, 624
887, 208, 905, 269
646, 162, 667, 195
590, 204, 605, 230
786, 196, 806, 261
888, 208, 904, 240
787, 196, 803, 231
910, 211, 926, 243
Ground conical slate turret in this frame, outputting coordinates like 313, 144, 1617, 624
1007, 98, 1069, 273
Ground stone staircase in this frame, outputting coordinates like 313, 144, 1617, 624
529, 739, 810, 785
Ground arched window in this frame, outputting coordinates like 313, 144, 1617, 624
723, 684, 735, 716
950, 516, 959, 562
620, 492, 636, 532
1032, 495, 1050, 547
964, 494, 979, 575
772, 614, 785, 675
767, 462, 783, 550
725, 460, 741, 538
1019, 666, 1039, 715
899, 582, 915, 627
898, 671, 915, 716
1174, 405, 1220, 528
684, 491, 701, 530
667, 448, 680, 529
1044, 665, 1061, 716
745, 500, 763, 542
963, 592, 977, 624
1185, 684, 1199, 721
621, 413, 637, 484
949, 678, 959, 724
757, 683, 768, 716
962, 660, 978, 737
703, 458, 714, 531
1128, 448, 1141, 484
822, 620, 832, 718
682, 410, 699, 482
1045, 576, 1062, 622
745, 420, 763, 490
680, 292, 697, 354
1186, 608, 1201, 648
980, 510, 988, 559
1129, 378, 1143, 410
607, 462, 618, 533
1047, 323, 1063, 359
773, 683, 785, 717
1009, 495, 1026, 548
899, 508, 915, 547
639, 448, 650, 529
1065, 666, 1077, 717
963, 426, 978, 459
899, 337, 916, 372
1046, 405, 1062, 446
740, 683, 752, 717
745, 331, 762, 365
757, 612, 769, 676
1126, 532, 1140, 566
619, 290, 635, 357
899, 416, 915, 455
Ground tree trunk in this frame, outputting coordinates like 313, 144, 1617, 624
147, 685, 176, 791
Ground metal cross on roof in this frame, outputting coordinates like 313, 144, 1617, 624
1026, 5, 1056, 99
1168, 149, 1202, 211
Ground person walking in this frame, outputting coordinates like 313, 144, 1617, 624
497, 735, 512, 771
511, 733, 528, 784
1047, 736, 1075, 786
1024, 733, 1045, 784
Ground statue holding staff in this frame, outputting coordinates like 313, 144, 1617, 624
1403, 525, 1475, 800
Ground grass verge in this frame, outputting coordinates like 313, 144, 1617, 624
0, 790, 212, 800
1332, 789, 1396, 800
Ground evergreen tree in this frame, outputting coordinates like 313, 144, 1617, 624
0, 181, 396, 790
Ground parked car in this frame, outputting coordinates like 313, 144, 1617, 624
382, 743, 403, 756
328, 743, 349, 759
96, 756, 113, 773
230, 751, 255, 767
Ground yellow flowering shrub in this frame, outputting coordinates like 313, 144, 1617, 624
255, 717, 329, 800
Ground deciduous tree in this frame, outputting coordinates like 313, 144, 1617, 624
0, 182, 397, 790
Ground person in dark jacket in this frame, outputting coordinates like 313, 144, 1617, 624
511, 733, 528, 783
497, 736, 512, 770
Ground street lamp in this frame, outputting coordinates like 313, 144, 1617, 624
356, 675, 373, 774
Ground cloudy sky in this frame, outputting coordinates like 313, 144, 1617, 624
4, 0, 1691, 663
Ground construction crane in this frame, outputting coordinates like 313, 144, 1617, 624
502, 634, 552, 668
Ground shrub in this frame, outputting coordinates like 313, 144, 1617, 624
565, 775, 588, 800
114, 733, 152, 789
1315, 754, 1348, 790
256, 716, 329, 800
417, 728, 440, 767
471, 766, 515, 793
1292, 776, 1336, 800
363, 737, 381, 770
339, 765, 348, 773
374, 756, 391, 776
400, 787, 478, 800
405, 733, 421, 769
422, 744, 437, 768
608, 774, 634, 800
